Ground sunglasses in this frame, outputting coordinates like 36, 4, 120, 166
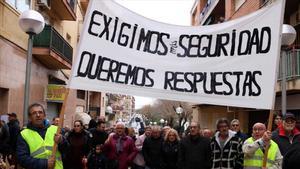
74, 125, 81, 127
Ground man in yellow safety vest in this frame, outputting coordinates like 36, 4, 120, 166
16, 103, 65, 169
243, 123, 282, 169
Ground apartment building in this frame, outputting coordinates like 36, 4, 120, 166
106, 94, 135, 125
0, 0, 106, 127
190, 0, 300, 133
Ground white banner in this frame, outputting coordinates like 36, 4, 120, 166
69, 0, 285, 109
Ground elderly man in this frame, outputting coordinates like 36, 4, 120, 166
103, 122, 137, 169
272, 113, 300, 155
142, 125, 163, 169
179, 122, 211, 169
231, 119, 248, 141
16, 103, 65, 169
243, 123, 282, 169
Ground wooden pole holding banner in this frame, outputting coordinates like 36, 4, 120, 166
51, 88, 70, 165
262, 110, 274, 168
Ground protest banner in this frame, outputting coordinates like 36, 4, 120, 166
69, 0, 285, 109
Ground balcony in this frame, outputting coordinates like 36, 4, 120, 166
38, 0, 77, 20
80, 0, 89, 15
278, 48, 300, 80
53, 0, 77, 20
277, 47, 300, 92
199, 0, 225, 25
32, 25, 73, 70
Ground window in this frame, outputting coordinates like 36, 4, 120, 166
77, 90, 86, 100
234, 0, 245, 11
5, 0, 30, 12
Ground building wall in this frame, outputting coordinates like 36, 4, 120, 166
0, 1, 28, 49
226, 0, 260, 20
0, 35, 49, 124
195, 106, 230, 130
0, 0, 86, 127
192, 105, 250, 133
289, 4, 299, 26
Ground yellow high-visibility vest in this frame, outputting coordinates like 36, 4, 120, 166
244, 137, 278, 168
21, 125, 63, 169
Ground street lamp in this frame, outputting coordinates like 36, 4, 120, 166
176, 106, 184, 115
160, 119, 165, 127
281, 24, 296, 117
106, 106, 113, 114
176, 106, 184, 126
19, 10, 45, 125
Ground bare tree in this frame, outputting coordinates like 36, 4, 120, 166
138, 99, 193, 133
138, 104, 158, 122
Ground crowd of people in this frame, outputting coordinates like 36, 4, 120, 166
1, 103, 300, 169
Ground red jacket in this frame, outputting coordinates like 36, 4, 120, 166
103, 133, 138, 169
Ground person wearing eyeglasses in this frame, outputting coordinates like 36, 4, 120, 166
243, 123, 282, 169
271, 113, 300, 155
102, 122, 137, 169
16, 103, 65, 169
230, 119, 248, 142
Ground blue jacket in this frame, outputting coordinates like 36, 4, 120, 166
16, 120, 66, 169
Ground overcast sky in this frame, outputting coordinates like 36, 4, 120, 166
114, 0, 195, 25
113, 0, 195, 109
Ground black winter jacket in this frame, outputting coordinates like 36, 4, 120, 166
142, 136, 163, 169
283, 141, 300, 169
271, 126, 300, 155
64, 129, 92, 169
7, 119, 20, 152
161, 141, 180, 169
179, 135, 212, 169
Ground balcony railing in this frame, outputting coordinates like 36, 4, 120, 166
33, 25, 73, 66
278, 48, 300, 80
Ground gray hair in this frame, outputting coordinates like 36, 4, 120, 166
116, 121, 125, 128
231, 119, 240, 125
